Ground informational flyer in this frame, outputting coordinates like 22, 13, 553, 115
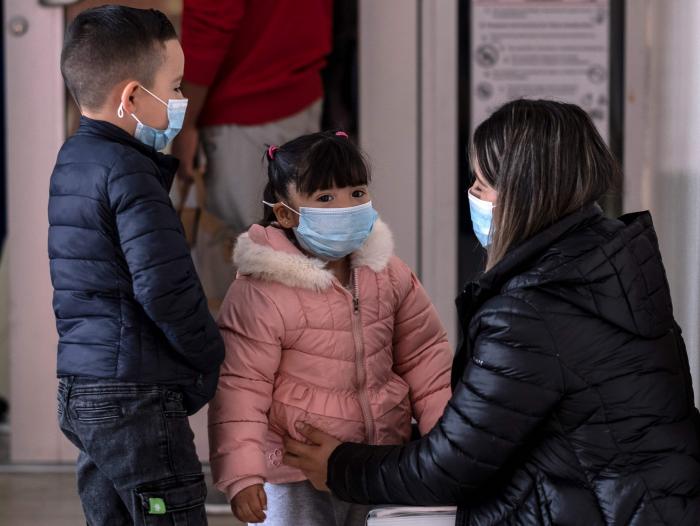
471, 0, 611, 142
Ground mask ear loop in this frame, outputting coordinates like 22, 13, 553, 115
262, 201, 301, 216
117, 99, 144, 125
138, 85, 168, 106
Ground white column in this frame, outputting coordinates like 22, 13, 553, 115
624, 0, 700, 404
359, 0, 420, 270
4, 2, 69, 460
419, 0, 458, 343
360, 0, 458, 343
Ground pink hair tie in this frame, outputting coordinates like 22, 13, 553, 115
335, 131, 349, 139
267, 145, 278, 159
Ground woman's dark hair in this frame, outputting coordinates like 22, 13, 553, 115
261, 131, 371, 225
470, 99, 622, 269
61, 5, 177, 110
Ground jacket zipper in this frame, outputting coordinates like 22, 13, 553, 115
350, 267, 376, 444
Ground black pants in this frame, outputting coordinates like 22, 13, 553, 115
57, 377, 208, 525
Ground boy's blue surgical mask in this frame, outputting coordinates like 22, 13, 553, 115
263, 200, 378, 260
468, 191, 494, 247
117, 85, 188, 151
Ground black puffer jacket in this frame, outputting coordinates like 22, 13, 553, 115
49, 117, 224, 413
328, 205, 700, 525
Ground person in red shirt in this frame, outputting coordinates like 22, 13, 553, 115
173, 0, 333, 304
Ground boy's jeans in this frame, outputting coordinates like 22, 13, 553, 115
57, 377, 208, 525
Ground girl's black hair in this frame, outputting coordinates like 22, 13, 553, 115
261, 131, 371, 225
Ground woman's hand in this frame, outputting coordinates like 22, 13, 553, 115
283, 422, 342, 492
231, 484, 267, 524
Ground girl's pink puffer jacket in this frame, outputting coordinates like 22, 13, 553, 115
209, 219, 453, 501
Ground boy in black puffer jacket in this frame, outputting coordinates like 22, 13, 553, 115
49, 6, 223, 524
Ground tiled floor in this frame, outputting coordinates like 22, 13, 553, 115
0, 423, 243, 525
0, 470, 244, 526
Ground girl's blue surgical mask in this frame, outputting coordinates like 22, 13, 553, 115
468, 191, 494, 247
118, 86, 188, 151
263, 200, 378, 260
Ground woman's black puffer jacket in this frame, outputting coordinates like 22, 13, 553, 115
328, 205, 700, 525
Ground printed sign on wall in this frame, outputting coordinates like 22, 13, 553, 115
471, 0, 611, 142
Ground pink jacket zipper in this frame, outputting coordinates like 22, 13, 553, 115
350, 267, 376, 444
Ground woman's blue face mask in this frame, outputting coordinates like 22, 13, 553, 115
263, 200, 378, 260
468, 191, 494, 247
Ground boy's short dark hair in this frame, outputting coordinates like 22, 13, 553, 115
61, 5, 177, 111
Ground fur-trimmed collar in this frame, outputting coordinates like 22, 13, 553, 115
233, 219, 394, 291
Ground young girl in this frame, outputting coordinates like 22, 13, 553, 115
208, 131, 453, 525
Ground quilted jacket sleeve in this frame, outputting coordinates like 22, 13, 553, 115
107, 158, 224, 375
208, 279, 284, 501
327, 295, 565, 505
390, 258, 453, 435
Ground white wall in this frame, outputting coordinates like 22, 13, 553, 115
359, 0, 420, 269
5, 1, 70, 461
624, 0, 700, 404
359, 0, 458, 343
418, 0, 458, 343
